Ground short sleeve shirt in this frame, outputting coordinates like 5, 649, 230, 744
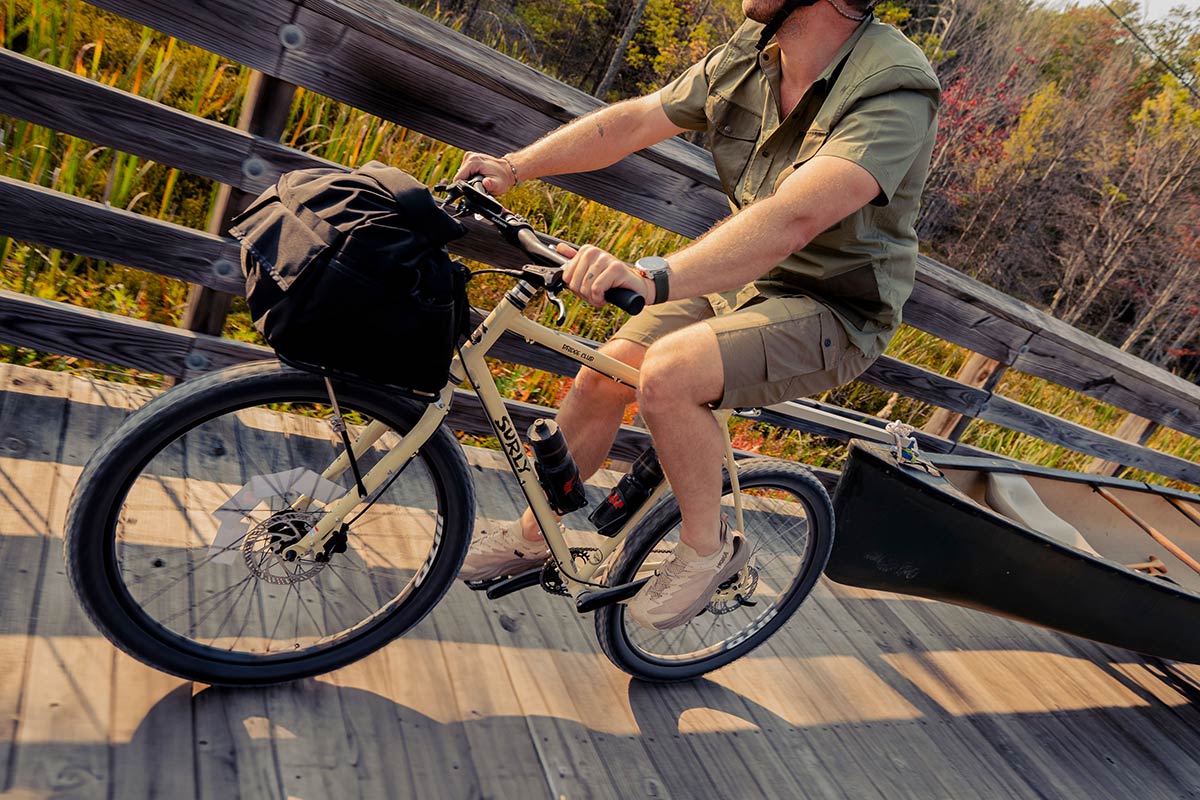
658, 19, 940, 358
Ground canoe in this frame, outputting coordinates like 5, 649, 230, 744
826, 440, 1200, 663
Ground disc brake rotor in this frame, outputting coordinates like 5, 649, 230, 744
705, 564, 760, 615
241, 511, 327, 585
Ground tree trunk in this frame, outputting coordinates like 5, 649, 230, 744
594, 0, 648, 99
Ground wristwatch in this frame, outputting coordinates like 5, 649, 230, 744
635, 256, 671, 305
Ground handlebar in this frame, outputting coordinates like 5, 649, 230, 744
446, 178, 645, 316
512, 227, 645, 315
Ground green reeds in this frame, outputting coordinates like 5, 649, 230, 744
1, 0, 1197, 487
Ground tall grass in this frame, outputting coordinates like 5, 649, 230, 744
1, 0, 1197, 490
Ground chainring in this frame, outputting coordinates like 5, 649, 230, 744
540, 546, 602, 595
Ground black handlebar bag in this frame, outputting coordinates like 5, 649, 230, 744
230, 161, 469, 398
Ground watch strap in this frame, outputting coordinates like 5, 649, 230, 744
649, 269, 669, 304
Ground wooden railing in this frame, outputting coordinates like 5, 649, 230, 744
1, 0, 1198, 487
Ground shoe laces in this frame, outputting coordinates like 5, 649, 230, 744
646, 549, 692, 600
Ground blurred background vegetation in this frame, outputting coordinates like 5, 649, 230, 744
1, 0, 1198, 484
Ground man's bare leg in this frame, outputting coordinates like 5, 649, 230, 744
637, 324, 726, 555
517, 338, 647, 541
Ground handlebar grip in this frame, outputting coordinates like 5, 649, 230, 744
604, 287, 645, 315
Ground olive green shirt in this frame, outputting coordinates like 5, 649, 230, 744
659, 18, 940, 358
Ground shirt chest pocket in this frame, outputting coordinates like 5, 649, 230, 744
707, 94, 762, 197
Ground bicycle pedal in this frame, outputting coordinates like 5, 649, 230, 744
464, 576, 507, 592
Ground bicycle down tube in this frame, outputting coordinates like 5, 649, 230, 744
291, 285, 751, 587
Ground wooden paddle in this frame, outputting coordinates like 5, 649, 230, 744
1096, 487, 1200, 576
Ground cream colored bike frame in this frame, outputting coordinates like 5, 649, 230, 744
283, 287, 745, 596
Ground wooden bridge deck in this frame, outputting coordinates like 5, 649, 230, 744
1, 363, 1199, 800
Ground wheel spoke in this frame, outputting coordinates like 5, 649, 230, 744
77, 370, 467, 683
614, 467, 831, 670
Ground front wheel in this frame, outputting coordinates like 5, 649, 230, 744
64, 360, 475, 685
595, 459, 834, 682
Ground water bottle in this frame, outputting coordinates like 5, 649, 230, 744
528, 419, 587, 514
588, 447, 664, 537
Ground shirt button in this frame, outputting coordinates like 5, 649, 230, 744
722, 125, 732, 133
824, 338, 833, 347
761, 151, 770, 158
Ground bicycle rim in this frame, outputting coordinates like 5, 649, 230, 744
107, 390, 448, 664
620, 471, 822, 665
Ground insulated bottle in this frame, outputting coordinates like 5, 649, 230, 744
588, 446, 664, 537
528, 419, 587, 514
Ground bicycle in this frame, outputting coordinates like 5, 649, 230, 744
63, 179, 836, 685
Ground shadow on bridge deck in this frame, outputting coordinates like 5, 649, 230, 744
0, 364, 1198, 799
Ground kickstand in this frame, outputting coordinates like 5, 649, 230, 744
325, 377, 368, 499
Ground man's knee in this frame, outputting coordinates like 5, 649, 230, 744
638, 325, 723, 416
571, 337, 645, 406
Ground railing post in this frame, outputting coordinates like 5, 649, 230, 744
180, 72, 296, 338
1084, 414, 1160, 477
922, 352, 1008, 441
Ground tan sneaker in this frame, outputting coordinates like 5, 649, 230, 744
459, 522, 550, 582
626, 518, 750, 630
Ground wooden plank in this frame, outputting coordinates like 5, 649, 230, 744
8, 369, 117, 800
905, 274, 1032, 365
0, 289, 195, 375
473, 450, 688, 798
429, 486, 553, 797
59, 374, 197, 800
0, 177, 243, 295
87, 0, 728, 238
979, 394, 1200, 486
860, 355, 988, 417
1085, 414, 1159, 477
0, 365, 64, 793
303, 0, 714, 184
917, 256, 1200, 438
802, 589, 1044, 798
181, 398, 287, 800
0, 48, 266, 194
922, 353, 1007, 440
1014, 333, 1200, 438
88, 0, 295, 77
281, 5, 725, 238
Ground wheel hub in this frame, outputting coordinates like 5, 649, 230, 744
241, 511, 327, 584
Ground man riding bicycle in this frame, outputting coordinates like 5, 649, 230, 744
455, 0, 940, 630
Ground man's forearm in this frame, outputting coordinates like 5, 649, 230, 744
664, 198, 809, 300
508, 94, 678, 183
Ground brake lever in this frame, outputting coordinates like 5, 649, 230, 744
547, 292, 568, 327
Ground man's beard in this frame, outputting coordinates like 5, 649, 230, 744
743, 0, 814, 29
742, 0, 786, 23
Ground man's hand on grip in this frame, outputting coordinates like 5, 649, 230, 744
558, 242, 654, 307
453, 152, 518, 195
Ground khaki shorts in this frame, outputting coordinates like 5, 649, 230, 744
613, 293, 876, 409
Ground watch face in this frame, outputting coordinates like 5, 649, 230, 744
637, 256, 670, 274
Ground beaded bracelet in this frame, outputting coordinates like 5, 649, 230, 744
500, 155, 520, 185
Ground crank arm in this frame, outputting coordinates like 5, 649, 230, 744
575, 577, 650, 613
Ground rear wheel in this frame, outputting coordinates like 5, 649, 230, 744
65, 360, 474, 685
595, 459, 833, 682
